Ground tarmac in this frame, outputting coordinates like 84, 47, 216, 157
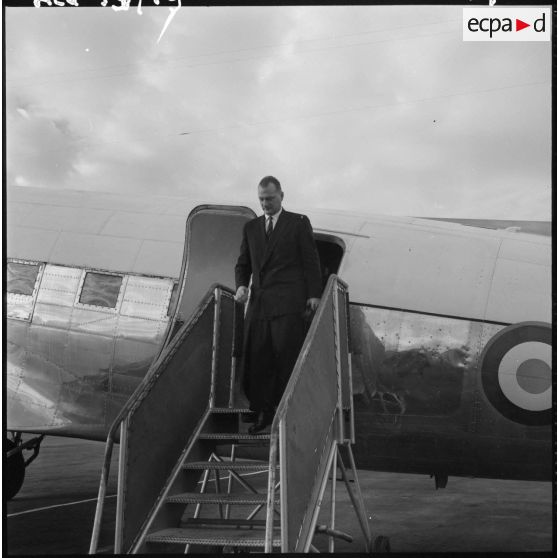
5, 436, 554, 554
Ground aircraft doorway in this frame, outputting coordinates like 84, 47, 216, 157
314, 234, 345, 289
164, 218, 345, 349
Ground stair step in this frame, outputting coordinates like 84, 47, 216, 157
166, 492, 274, 505
183, 460, 274, 472
199, 433, 270, 441
210, 407, 251, 414
183, 518, 276, 527
146, 527, 281, 548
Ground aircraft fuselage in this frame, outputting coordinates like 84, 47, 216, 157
6, 189, 552, 483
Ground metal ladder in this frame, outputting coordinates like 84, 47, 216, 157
133, 406, 281, 552
90, 277, 373, 553
135, 408, 371, 553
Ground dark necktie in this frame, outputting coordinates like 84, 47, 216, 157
266, 216, 273, 239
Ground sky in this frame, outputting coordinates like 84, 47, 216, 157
5, 4, 553, 219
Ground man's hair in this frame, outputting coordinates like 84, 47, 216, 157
258, 175, 282, 192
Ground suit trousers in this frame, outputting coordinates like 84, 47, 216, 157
243, 312, 307, 413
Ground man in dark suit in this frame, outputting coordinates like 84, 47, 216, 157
235, 176, 322, 433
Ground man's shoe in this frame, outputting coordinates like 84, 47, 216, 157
248, 411, 274, 434
241, 411, 258, 423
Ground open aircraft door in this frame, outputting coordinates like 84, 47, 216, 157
161, 204, 256, 350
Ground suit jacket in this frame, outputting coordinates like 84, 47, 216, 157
235, 209, 322, 320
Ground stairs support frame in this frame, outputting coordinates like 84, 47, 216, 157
267, 275, 372, 552
90, 276, 373, 554
89, 285, 238, 554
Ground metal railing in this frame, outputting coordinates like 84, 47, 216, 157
265, 275, 353, 552
89, 284, 239, 554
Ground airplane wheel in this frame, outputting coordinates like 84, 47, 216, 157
372, 535, 391, 553
6, 438, 25, 500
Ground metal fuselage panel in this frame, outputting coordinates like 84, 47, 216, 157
7, 263, 173, 439
7, 288, 552, 480
350, 306, 552, 480
337, 219, 550, 325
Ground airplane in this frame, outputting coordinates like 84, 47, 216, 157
6, 185, 552, 502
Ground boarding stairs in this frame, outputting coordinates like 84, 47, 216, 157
89, 276, 373, 553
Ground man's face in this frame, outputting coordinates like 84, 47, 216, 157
258, 183, 284, 216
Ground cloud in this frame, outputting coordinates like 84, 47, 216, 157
5, 5, 552, 219
6, 89, 84, 188
16, 107, 30, 119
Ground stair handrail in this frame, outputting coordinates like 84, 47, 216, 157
266, 274, 351, 552
89, 283, 235, 554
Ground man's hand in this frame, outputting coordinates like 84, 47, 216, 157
306, 298, 320, 312
235, 286, 249, 304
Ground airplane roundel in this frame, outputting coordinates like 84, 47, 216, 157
480, 321, 552, 426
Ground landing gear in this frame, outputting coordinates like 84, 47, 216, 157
6, 438, 25, 500
372, 535, 391, 553
431, 473, 448, 489
6, 433, 45, 500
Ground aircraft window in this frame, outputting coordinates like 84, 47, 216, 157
79, 272, 123, 308
7, 262, 41, 296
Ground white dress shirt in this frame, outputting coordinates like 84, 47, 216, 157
266, 207, 282, 231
